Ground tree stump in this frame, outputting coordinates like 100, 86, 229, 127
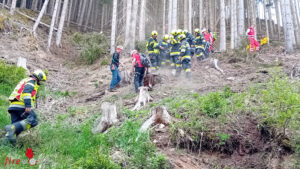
291, 64, 300, 79
119, 70, 132, 85
210, 58, 224, 75
139, 106, 171, 132
92, 102, 120, 133
131, 86, 152, 111
143, 73, 162, 90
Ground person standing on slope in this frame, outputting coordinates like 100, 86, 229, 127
109, 46, 123, 92
246, 25, 260, 52
131, 50, 149, 93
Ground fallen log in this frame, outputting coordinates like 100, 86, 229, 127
92, 102, 120, 133
139, 106, 171, 132
131, 86, 152, 111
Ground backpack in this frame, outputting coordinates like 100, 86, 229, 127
140, 53, 151, 67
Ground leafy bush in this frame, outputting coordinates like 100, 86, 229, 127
72, 32, 109, 65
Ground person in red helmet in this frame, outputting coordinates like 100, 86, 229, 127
131, 50, 149, 93
246, 25, 260, 52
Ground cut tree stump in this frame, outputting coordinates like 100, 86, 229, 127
144, 73, 162, 90
119, 70, 132, 85
92, 102, 120, 133
291, 64, 300, 79
139, 106, 171, 132
131, 86, 153, 111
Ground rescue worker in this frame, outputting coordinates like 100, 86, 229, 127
178, 34, 192, 78
184, 30, 195, 56
159, 35, 170, 67
170, 30, 181, 76
194, 28, 206, 61
4, 70, 47, 145
131, 50, 148, 93
110, 46, 123, 92
208, 29, 216, 53
246, 25, 260, 52
146, 31, 160, 71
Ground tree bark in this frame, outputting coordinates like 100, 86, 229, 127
209, 0, 214, 29
55, 0, 61, 26
110, 0, 118, 54
124, 0, 132, 49
139, 0, 146, 41
188, 0, 192, 32
83, 0, 93, 31
66, 0, 73, 27
32, 0, 50, 36
56, 0, 69, 47
172, 0, 177, 30
10, 0, 16, 15
199, 0, 203, 29
78, 0, 87, 29
47, 0, 60, 51
230, 0, 237, 49
32, 0, 38, 11
238, 0, 245, 46
263, 0, 270, 43
268, 4, 274, 38
184, 0, 188, 30
220, 0, 226, 51
291, 0, 300, 46
129, 0, 138, 50
168, 0, 172, 32
21, 0, 27, 8
281, 0, 294, 52
100, 4, 105, 33
162, 0, 166, 35
275, 0, 281, 39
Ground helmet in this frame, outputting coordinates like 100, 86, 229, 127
171, 30, 177, 36
194, 28, 200, 33
33, 69, 47, 82
178, 34, 186, 41
177, 29, 183, 35
201, 28, 207, 33
151, 30, 158, 36
116, 46, 123, 50
183, 30, 188, 34
163, 34, 169, 40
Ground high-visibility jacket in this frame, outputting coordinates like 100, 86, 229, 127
170, 36, 181, 56
146, 37, 160, 54
180, 39, 191, 60
159, 40, 170, 53
9, 77, 39, 109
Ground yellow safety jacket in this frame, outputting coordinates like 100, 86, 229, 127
146, 37, 160, 54
9, 77, 39, 108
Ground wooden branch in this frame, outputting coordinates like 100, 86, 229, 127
3, 5, 57, 31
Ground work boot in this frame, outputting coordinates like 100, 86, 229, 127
5, 124, 17, 145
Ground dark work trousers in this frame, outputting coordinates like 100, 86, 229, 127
134, 66, 145, 93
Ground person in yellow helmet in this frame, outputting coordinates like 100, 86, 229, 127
178, 34, 192, 78
158, 35, 170, 67
170, 30, 181, 75
3, 70, 47, 145
146, 31, 161, 70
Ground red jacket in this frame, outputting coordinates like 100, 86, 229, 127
247, 27, 255, 38
204, 33, 213, 44
132, 53, 143, 67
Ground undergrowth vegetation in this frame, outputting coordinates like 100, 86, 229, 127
71, 32, 109, 65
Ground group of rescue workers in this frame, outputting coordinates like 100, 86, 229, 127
2, 25, 260, 145
146, 28, 216, 78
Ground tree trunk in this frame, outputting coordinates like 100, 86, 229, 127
230, 0, 237, 49
291, 0, 300, 46
32, 0, 50, 36
55, 0, 61, 26
172, 0, 177, 30
238, 0, 245, 46
209, 0, 214, 29
129, 0, 138, 50
184, 0, 188, 29
220, 0, 226, 51
124, 0, 132, 49
110, 0, 118, 54
251, 0, 256, 38
32, 0, 38, 11
100, 4, 105, 32
56, 0, 69, 47
21, 0, 27, 8
275, 0, 281, 39
78, 0, 87, 29
66, 0, 73, 27
281, 0, 294, 52
10, 0, 16, 15
263, 0, 270, 43
199, 0, 203, 29
168, 0, 172, 32
162, 0, 166, 35
139, 0, 146, 41
47, 0, 60, 51
83, 0, 93, 31
188, 0, 192, 32
268, 4, 274, 38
